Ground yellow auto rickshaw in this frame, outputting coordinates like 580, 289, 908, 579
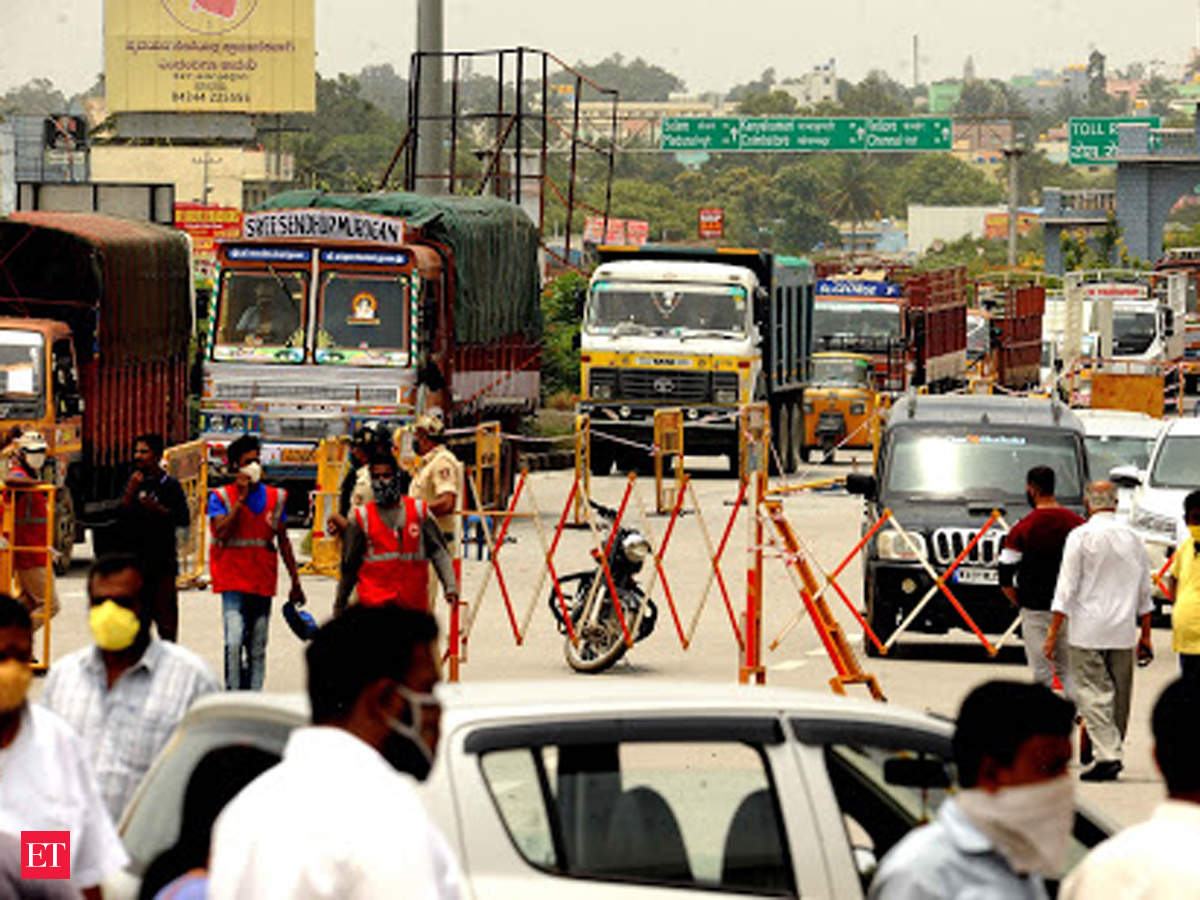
802, 352, 879, 463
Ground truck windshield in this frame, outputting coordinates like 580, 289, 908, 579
1149, 436, 1200, 489
813, 300, 901, 351
0, 330, 43, 417
214, 271, 308, 362
885, 429, 1084, 502
315, 272, 409, 365
585, 282, 747, 336
1112, 311, 1156, 355
967, 314, 989, 360
811, 357, 871, 387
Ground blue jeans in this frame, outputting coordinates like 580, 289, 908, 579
222, 592, 271, 690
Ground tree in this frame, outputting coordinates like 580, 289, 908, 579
1142, 75, 1176, 118
821, 155, 884, 247
887, 153, 1003, 213
557, 54, 685, 101
954, 79, 1020, 117
540, 271, 587, 399
727, 68, 777, 103
839, 70, 912, 116
737, 90, 798, 115
357, 64, 407, 123
0, 78, 69, 115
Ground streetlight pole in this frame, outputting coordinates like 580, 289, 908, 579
415, 0, 445, 195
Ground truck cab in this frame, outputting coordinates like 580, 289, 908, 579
848, 395, 1088, 655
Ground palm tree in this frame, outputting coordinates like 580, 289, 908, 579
822, 154, 883, 258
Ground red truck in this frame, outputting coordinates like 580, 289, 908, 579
813, 262, 968, 392
0, 212, 193, 569
968, 279, 1046, 390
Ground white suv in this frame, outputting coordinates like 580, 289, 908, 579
1116, 417, 1200, 583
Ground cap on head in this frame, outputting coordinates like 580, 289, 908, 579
16, 431, 47, 452
414, 413, 444, 437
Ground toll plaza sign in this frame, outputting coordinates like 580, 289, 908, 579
661, 117, 952, 152
1068, 116, 1161, 165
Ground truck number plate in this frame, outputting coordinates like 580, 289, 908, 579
953, 567, 998, 586
281, 447, 316, 463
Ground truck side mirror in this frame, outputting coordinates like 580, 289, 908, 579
1109, 464, 1141, 488
845, 473, 877, 500
571, 331, 581, 351
573, 286, 587, 318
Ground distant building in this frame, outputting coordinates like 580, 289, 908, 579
1009, 64, 1088, 113
907, 204, 1008, 254
780, 59, 838, 107
927, 81, 963, 115
576, 98, 723, 143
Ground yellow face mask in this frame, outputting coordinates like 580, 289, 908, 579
1189, 524, 1200, 543
0, 659, 32, 713
89, 601, 141, 652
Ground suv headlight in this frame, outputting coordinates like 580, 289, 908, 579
877, 531, 926, 561
622, 534, 651, 563
1133, 509, 1178, 541
592, 382, 613, 400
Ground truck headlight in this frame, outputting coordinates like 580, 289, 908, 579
803, 401, 814, 414
877, 531, 926, 561
849, 402, 866, 416
1133, 509, 1177, 541
715, 388, 738, 404
592, 383, 613, 400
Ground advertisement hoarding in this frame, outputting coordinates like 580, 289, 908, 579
105, 0, 316, 113
583, 216, 649, 246
698, 207, 724, 239
174, 203, 242, 271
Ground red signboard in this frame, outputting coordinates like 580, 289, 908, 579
584, 215, 650, 246
699, 207, 724, 239
174, 203, 243, 272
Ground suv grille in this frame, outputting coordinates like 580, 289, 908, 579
931, 527, 1006, 566
618, 369, 710, 402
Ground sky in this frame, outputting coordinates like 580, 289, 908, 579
2, 0, 1199, 98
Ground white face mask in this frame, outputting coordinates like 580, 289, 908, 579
956, 775, 1075, 877
24, 451, 46, 472
240, 461, 263, 484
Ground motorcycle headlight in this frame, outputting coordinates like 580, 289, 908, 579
622, 534, 652, 563
715, 388, 738, 404
592, 382, 613, 400
877, 531, 926, 562
1133, 509, 1177, 541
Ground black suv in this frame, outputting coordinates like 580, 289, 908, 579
847, 394, 1089, 655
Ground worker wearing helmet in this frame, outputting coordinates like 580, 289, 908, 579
409, 412, 462, 607
7, 431, 59, 632
328, 422, 393, 539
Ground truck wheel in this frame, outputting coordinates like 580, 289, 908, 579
788, 401, 803, 473
53, 491, 75, 576
589, 444, 614, 477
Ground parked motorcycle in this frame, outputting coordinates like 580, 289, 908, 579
548, 500, 658, 673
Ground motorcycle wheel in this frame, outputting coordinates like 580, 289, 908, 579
564, 591, 630, 674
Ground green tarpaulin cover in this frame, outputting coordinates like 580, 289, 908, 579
259, 191, 542, 345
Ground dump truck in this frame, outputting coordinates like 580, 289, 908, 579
577, 246, 814, 474
204, 192, 541, 502
812, 262, 968, 393
0, 212, 194, 570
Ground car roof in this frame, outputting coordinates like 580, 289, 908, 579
887, 394, 1081, 432
178, 681, 950, 738
1074, 409, 1164, 438
1162, 417, 1200, 438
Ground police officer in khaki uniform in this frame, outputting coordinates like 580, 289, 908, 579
409, 413, 462, 604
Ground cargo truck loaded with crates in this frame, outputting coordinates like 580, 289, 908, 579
578, 246, 814, 474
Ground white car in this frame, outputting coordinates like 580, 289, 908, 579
1074, 409, 1163, 519
1115, 416, 1200, 585
108, 681, 1113, 900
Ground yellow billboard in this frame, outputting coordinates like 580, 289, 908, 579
105, 0, 315, 113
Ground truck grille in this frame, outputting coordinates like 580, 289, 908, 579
931, 527, 1006, 567
215, 383, 398, 404
618, 369, 710, 402
270, 417, 335, 440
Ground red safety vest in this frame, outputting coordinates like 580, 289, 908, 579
354, 497, 429, 610
209, 484, 285, 596
11, 459, 47, 569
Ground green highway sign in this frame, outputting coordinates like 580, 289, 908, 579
1068, 116, 1161, 165
661, 116, 953, 152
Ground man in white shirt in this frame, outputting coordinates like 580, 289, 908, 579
0, 594, 128, 898
209, 605, 461, 900
1044, 481, 1153, 782
1059, 678, 1200, 898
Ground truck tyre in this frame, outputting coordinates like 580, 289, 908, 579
788, 401, 803, 474
777, 403, 793, 474
863, 578, 896, 657
589, 444, 614, 477
53, 491, 75, 576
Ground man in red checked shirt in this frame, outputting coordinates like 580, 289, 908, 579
998, 466, 1084, 694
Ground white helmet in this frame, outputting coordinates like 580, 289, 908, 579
16, 430, 48, 453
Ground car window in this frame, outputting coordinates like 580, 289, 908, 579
1150, 435, 1200, 488
120, 718, 291, 873
479, 740, 796, 896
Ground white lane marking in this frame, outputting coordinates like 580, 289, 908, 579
773, 659, 808, 671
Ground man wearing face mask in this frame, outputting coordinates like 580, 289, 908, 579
0, 593, 128, 899
6, 430, 59, 634
208, 434, 307, 690
869, 680, 1076, 899
998, 466, 1085, 693
42, 554, 219, 821
334, 448, 459, 616
208, 606, 461, 900
1164, 490, 1200, 687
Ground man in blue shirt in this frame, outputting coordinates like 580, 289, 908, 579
869, 681, 1076, 899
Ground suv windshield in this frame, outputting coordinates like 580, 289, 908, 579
215, 270, 308, 362
1085, 435, 1155, 478
0, 330, 44, 418
1150, 436, 1200, 488
586, 282, 748, 336
886, 428, 1085, 501
1112, 311, 1156, 355
316, 272, 409, 365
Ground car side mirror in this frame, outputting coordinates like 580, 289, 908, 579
1109, 464, 1141, 488
845, 473, 877, 500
